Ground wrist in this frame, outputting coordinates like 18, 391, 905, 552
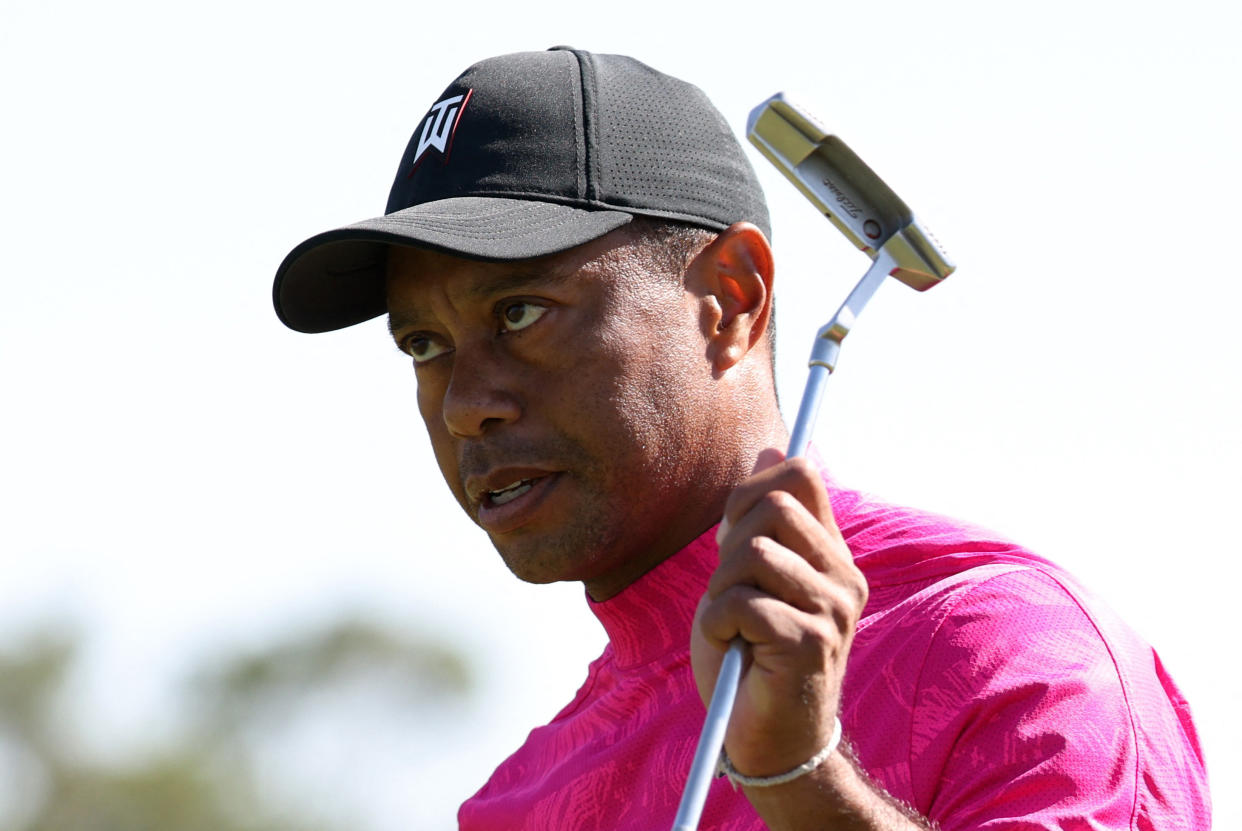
738, 737, 935, 831
717, 717, 843, 789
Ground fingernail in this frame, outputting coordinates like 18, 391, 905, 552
716, 517, 731, 545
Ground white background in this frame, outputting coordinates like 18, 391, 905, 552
2, 1, 1237, 828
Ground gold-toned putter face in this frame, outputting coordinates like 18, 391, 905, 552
747, 92, 954, 290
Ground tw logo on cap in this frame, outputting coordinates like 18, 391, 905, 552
408, 90, 473, 176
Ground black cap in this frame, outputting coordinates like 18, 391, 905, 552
273, 47, 770, 333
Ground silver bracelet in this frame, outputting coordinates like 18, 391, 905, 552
716, 717, 843, 790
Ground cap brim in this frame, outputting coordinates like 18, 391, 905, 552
273, 197, 634, 333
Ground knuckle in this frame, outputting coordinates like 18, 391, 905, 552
810, 576, 868, 634
804, 594, 832, 619
830, 603, 857, 637
804, 583, 836, 618
848, 565, 870, 609
759, 489, 800, 519
785, 455, 819, 483
800, 616, 841, 653
829, 587, 866, 634
757, 490, 784, 512
742, 534, 778, 564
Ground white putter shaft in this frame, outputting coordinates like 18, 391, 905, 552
671, 93, 955, 831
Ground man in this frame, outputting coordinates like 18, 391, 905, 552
273, 47, 1209, 830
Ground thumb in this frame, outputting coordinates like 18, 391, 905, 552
717, 446, 787, 544
751, 445, 786, 475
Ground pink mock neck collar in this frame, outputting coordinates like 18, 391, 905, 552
586, 525, 720, 670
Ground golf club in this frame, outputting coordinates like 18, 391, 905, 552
671, 92, 955, 831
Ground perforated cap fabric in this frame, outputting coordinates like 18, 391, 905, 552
273, 46, 770, 333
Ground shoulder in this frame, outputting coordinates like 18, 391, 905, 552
911, 566, 1208, 828
824, 482, 1210, 827
826, 481, 1060, 589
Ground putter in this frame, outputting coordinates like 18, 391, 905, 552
671, 93, 955, 831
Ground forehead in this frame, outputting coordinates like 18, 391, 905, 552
384, 229, 654, 327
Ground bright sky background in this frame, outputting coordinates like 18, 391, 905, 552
2, 1, 1238, 828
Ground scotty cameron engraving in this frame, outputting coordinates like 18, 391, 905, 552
822, 178, 862, 218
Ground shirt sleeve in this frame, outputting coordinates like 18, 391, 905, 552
907, 567, 1209, 830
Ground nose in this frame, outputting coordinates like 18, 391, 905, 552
440, 343, 522, 439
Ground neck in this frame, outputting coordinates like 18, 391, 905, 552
587, 525, 720, 667
582, 408, 788, 602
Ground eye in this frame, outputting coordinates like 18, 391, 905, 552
499, 301, 547, 333
402, 334, 451, 365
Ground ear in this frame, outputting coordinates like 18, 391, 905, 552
687, 222, 774, 374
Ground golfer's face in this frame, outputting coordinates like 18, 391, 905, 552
385, 229, 718, 598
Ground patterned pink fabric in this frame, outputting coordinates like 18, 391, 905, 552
458, 481, 1209, 830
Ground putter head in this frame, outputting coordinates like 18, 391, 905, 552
747, 93, 954, 291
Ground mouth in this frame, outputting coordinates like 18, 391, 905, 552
486, 478, 538, 506
467, 468, 561, 534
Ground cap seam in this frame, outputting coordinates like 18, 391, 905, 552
571, 49, 599, 202
567, 51, 587, 201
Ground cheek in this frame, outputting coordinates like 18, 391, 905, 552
416, 381, 468, 504
581, 307, 707, 458
416, 380, 440, 426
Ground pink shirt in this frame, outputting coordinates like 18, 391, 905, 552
459, 482, 1209, 830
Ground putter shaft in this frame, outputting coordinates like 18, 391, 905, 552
671, 93, 953, 831
671, 250, 892, 831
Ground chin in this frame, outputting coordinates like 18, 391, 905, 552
498, 557, 577, 586
493, 539, 569, 585
492, 533, 605, 587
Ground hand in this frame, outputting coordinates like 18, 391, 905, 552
690, 449, 868, 778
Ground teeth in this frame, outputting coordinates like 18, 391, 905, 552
489, 479, 533, 506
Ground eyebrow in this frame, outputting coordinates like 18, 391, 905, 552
387, 259, 578, 339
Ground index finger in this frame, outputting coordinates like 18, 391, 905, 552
717, 452, 838, 542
